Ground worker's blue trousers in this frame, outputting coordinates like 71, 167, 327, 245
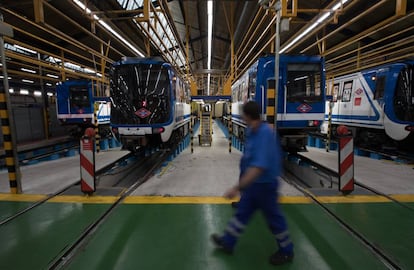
221, 182, 294, 254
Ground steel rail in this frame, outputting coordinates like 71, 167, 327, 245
0, 152, 134, 226
282, 170, 400, 270
48, 150, 172, 269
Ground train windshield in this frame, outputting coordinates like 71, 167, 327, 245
286, 63, 322, 102
394, 66, 414, 122
69, 86, 90, 109
110, 63, 171, 124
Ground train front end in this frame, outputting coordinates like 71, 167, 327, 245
110, 58, 173, 150
385, 62, 414, 146
258, 55, 326, 151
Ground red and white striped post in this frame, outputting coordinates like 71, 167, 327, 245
337, 126, 354, 194
80, 128, 96, 194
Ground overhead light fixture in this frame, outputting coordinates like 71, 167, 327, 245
73, 0, 145, 57
22, 79, 34, 83
207, 0, 213, 95
332, 0, 350, 11
0, 76, 11, 79
14, 44, 38, 55
34, 91, 42, 96
21, 68, 37, 74
280, 0, 349, 54
46, 83, 53, 86
47, 92, 54, 97
9, 88, 14, 93
84, 67, 96, 73
96, 72, 102, 77
20, 89, 29, 95
46, 74, 59, 79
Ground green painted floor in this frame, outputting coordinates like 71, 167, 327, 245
1, 201, 412, 270
65, 204, 387, 270
0, 201, 33, 221
0, 202, 111, 270
326, 202, 414, 269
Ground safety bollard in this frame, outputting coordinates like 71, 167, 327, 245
337, 125, 354, 194
80, 128, 96, 194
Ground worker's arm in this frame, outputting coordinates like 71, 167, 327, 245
224, 167, 263, 199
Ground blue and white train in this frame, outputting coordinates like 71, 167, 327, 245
110, 57, 191, 150
56, 80, 111, 137
229, 55, 326, 151
321, 61, 414, 148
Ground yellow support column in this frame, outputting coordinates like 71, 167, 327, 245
94, 102, 100, 153
228, 102, 232, 153
266, 80, 276, 129
0, 19, 22, 193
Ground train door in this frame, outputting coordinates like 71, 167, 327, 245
331, 82, 340, 117
339, 79, 354, 122
373, 70, 387, 123
337, 80, 354, 121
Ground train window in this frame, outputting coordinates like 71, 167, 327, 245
248, 71, 257, 100
333, 83, 339, 102
110, 63, 171, 124
394, 68, 414, 122
341, 81, 353, 102
374, 76, 386, 100
69, 86, 90, 108
286, 63, 322, 102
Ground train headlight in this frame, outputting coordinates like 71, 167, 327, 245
405, 126, 414, 132
152, 127, 165, 134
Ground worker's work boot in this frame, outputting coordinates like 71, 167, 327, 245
211, 234, 233, 254
269, 250, 294, 265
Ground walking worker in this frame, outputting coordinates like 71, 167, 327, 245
211, 101, 294, 265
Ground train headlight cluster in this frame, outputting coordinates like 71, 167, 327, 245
308, 120, 320, 127
152, 127, 165, 134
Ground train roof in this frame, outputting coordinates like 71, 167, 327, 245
258, 54, 323, 64
112, 57, 171, 67
334, 60, 414, 79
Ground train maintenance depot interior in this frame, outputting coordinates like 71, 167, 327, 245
0, 0, 413, 269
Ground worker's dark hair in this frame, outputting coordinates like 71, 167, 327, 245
243, 101, 261, 120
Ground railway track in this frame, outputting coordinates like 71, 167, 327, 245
0, 151, 134, 226
307, 132, 414, 164
48, 149, 171, 269
0, 139, 79, 170
283, 154, 414, 270
289, 152, 414, 211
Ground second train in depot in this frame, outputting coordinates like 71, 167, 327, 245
228, 55, 326, 151
110, 57, 191, 151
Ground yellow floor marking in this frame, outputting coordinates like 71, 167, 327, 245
317, 195, 392, 204
0, 193, 47, 202
123, 196, 313, 204
158, 163, 172, 177
0, 194, 414, 204
390, 194, 414, 202
48, 195, 119, 204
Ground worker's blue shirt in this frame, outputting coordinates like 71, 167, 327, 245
240, 122, 282, 184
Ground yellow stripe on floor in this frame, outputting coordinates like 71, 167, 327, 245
48, 195, 119, 204
0, 194, 47, 202
123, 196, 313, 204
0, 194, 414, 204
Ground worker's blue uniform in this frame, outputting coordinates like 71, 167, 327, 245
220, 122, 293, 254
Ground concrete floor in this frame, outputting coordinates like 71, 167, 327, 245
300, 147, 414, 195
132, 121, 301, 197
0, 148, 129, 194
